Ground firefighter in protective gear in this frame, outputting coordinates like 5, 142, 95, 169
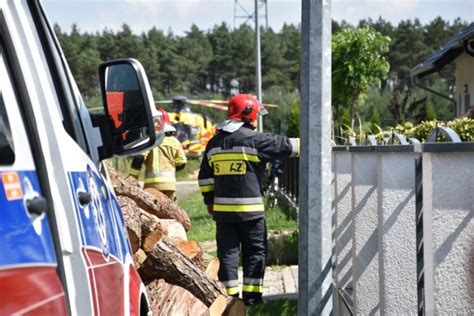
129, 109, 187, 200
198, 94, 299, 305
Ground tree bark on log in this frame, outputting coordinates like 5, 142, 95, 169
188, 258, 222, 315
138, 239, 226, 307
147, 280, 243, 316
147, 280, 212, 316
114, 178, 191, 231
140, 210, 168, 236
139, 210, 168, 253
124, 175, 140, 187
146, 279, 170, 313
176, 240, 204, 270
116, 195, 141, 253
144, 188, 191, 231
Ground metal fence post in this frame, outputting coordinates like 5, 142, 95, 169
299, 0, 332, 315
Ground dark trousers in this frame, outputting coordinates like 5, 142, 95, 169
216, 218, 267, 302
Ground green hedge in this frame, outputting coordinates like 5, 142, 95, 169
341, 118, 474, 144
394, 118, 474, 142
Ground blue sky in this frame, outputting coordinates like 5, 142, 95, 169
43, 0, 473, 34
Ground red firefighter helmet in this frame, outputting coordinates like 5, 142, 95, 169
157, 108, 176, 133
158, 108, 170, 124
227, 94, 267, 124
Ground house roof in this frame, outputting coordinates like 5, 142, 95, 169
411, 22, 474, 78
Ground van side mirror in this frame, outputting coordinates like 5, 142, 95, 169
98, 59, 159, 158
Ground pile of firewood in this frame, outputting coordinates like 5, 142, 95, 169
108, 168, 245, 316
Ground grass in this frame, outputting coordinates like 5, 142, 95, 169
267, 230, 298, 265
176, 158, 201, 181
247, 299, 297, 316
264, 197, 297, 231
177, 190, 215, 242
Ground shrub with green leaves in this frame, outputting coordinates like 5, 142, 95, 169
394, 118, 474, 142
393, 121, 415, 137
341, 118, 474, 143
266, 230, 298, 265
408, 120, 442, 142
448, 118, 474, 141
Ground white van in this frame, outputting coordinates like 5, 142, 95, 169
0, 1, 160, 314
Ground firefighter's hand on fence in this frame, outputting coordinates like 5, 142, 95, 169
207, 204, 214, 215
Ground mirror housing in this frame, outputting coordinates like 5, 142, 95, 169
96, 58, 163, 160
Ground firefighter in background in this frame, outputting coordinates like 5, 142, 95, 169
198, 94, 300, 306
129, 109, 187, 200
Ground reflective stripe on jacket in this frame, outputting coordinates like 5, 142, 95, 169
198, 125, 299, 222
129, 135, 187, 191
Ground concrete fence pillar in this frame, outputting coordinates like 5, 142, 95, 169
350, 147, 380, 315
421, 143, 474, 314
376, 147, 418, 315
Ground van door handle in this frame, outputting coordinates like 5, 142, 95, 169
26, 196, 47, 216
78, 191, 92, 206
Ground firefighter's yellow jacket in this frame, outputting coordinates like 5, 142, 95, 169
129, 135, 187, 191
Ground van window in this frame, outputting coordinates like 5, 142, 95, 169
0, 44, 40, 169
29, 2, 89, 153
0, 50, 15, 165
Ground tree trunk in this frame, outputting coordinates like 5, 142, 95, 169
176, 240, 204, 270
159, 219, 187, 241
116, 195, 141, 253
133, 249, 147, 269
144, 188, 191, 231
139, 210, 168, 253
205, 257, 220, 279
138, 239, 226, 308
114, 178, 191, 231
142, 231, 165, 253
151, 282, 196, 315
145, 259, 245, 316
108, 166, 245, 315
147, 282, 244, 316
140, 210, 168, 237
188, 258, 222, 315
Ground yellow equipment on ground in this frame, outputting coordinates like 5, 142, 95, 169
169, 108, 215, 158
156, 95, 278, 158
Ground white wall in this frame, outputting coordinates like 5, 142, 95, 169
378, 152, 418, 315
422, 151, 474, 314
334, 151, 353, 292
455, 52, 474, 116
352, 152, 380, 315
332, 143, 474, 315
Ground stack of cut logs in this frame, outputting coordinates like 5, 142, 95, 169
108, 168, 245, 316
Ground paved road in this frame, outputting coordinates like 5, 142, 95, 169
252, 265, 298, 299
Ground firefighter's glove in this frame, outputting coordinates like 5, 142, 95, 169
207, 204, 214, 215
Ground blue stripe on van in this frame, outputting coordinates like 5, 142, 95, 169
0, 170, 57, 266
68, 168, 128, 263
